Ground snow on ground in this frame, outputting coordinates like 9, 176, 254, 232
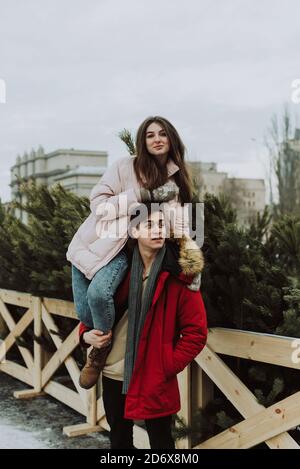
0, 372, 110, 449
0, 423, 48, 449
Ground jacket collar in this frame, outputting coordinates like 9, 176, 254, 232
117, 237, 204, 311
166, 158, 180, 177
152, 235, 204, 306
162, 235, 204, 282
139, 158, 179, 185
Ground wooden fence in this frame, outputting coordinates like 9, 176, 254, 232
1, 288, 300, 449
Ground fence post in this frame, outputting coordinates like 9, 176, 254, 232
33, 296, 43, 393
176, 364, 192, 449
192, 359, 214, 410
86, 387, 97, 426
14, 295, 46, 399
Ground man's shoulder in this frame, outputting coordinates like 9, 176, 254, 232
167, 272, 202, 297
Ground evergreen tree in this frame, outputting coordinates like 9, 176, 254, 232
202, 194, 288, 332
4, 181, 90, 299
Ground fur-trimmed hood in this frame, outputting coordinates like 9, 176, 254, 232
162, 234, 204, 289
176, 235, 204, 276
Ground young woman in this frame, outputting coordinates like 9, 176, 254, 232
66, 116, 194, 389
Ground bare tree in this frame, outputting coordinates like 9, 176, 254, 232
220, 177, 245, 211
264, 106, 300, 217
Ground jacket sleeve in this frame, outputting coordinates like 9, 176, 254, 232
164, 288, 207, 379
79, 322, 92, 349
89, 158, 141, 219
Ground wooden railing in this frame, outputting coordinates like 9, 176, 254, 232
1, 288, 300, 449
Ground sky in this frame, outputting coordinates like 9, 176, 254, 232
1, 0, 300, 202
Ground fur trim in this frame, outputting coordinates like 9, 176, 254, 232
187, 272, 202, 291
174, 234, 205, 276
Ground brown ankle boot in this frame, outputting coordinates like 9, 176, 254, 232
79, 343, 112, 389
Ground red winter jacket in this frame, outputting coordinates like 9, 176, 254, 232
79, 236, 208, 420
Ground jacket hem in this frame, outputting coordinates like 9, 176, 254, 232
124, 405, 181, 420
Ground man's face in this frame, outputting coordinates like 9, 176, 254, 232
134, 210, 166, 251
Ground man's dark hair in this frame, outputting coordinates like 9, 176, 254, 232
129, 201, 163, 228
124, 201, 165, 260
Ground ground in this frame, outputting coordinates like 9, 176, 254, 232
0, 372, 110, 449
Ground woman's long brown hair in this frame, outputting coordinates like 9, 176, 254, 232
133, 115, 194, 203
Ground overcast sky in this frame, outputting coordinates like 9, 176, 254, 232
1, 0, 300, 202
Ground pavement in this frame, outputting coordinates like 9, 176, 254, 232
0, 371, 110, 449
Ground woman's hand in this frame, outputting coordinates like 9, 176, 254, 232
83, 329, 112, 349
152, 181, 179, 202
140, 181, 179, 203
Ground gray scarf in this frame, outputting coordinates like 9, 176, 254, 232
122, 243, 166, 394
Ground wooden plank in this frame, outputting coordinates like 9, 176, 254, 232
41, 305, 86, 403
0, 310, 7, 337
63, 423, 102, 438
41, 327, 79, 387
195, 389, 300, 449
0, 301, 34, 372
0, 289, 32, 308
0, 360, 33, 386
134, 424, 150, 449
33, 297, 42, 392
14, 389, 46, 399
191, 360, 214, 410
96, 396, 106, 423
44, 380, 85, 415
42, 297, 77, 319
0, 298, 15, 330
0, 308, 33, 356
86, 387, 97, 426
176, 365, 192, 449
0, 337, 7, 363
208, 328, 300, 370
195, 346, 299, 449
97, 414, 110, 432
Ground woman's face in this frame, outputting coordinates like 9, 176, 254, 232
145, 122, 170, 162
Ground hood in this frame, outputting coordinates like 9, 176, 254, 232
162, 234, 204, 284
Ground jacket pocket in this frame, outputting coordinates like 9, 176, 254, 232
162, 342, 177, 380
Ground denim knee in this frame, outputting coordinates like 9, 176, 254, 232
87, 281, 111, 306
86, 251, 129, 331
71, 265, 94, 328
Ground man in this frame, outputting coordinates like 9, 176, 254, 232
79, 203, 207, 449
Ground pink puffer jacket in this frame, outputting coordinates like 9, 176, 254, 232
66, 156, 189, 280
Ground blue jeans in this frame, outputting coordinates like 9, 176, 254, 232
71, 250, 129, 334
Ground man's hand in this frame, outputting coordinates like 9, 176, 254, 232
83, 329, 112, 349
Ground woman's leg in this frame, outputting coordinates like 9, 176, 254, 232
145, 415, 175, 449
87, 250, 128, 334
102, 375, 135, 449
71, 264, 93, 328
